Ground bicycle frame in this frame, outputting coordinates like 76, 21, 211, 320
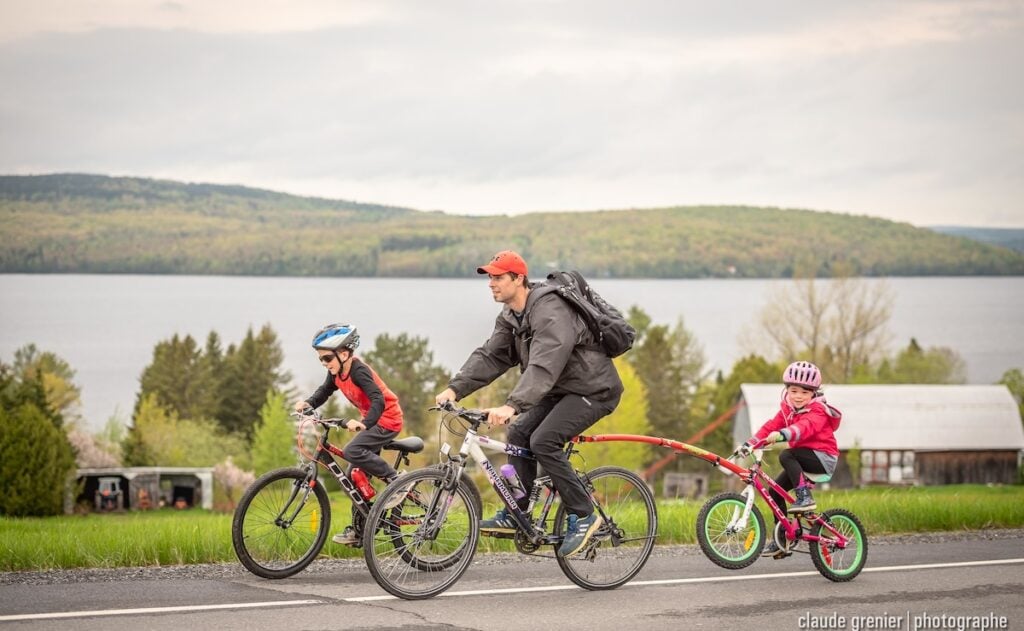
288, 415, 414, 527
442, 421, 574, 547
574, 433, 851, 549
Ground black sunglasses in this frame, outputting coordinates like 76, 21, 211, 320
318, 354, 335, 364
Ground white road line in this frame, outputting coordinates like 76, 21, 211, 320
5, 558, 1022, 618
0, 599, 323, 623
343, 557, 1024, 602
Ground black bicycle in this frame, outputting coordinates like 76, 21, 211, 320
361, 402, 658, 599
231, 408, 480, 579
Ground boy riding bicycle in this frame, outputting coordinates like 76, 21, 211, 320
741, 360, 841, 558
294, 323, 404, 547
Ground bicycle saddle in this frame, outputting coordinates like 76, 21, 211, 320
386, 436, 425, 454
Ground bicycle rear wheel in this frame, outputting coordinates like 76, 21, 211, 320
810, 508, 868, 582
363, 468, 480, 599
232, 467, 331, 579
555, 466, 657, 590
696, 492, 765, 570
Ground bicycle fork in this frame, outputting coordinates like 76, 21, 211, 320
421, 462, 465, 540
725, 485, 757, 534
276, 467, 318, 529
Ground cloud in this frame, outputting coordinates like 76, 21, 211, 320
0, 1, 1022, 226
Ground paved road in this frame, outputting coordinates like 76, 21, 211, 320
2, 531, 1022, 630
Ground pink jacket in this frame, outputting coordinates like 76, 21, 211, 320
754, 395, 841, 457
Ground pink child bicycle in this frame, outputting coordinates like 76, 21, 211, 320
576, 433, 867, 582
696, 444, 868, 581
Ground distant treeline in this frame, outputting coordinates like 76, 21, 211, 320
2, 173, 1023, 278
929, 226, 1024, 254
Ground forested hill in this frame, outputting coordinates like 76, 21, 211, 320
2, 173, 1022, 278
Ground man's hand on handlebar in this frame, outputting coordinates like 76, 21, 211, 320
435, 388, 457, 406
484, 404, 516, 427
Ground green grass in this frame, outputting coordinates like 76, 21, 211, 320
2, 485, 1022, 572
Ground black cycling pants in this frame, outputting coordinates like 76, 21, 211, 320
507, 390, 620, 517
770, 448, 827, 519
344, 424, 399, 480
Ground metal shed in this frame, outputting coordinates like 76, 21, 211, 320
734, 384, 1024, 487
74, 466, 214, 513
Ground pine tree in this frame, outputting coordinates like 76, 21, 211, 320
194, 331, 225, 418
631, 324, 686, 438
135, 334, 203, 419
252, 391, 298, 473
217, 325, 291, 436
0, 403, 76, 516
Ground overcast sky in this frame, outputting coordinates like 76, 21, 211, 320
1, 1, 1021, 226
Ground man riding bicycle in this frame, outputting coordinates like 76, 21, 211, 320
435, 250, 623, 557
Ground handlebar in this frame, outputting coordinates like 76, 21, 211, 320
430, 400, 489, 426
293, 408, 352, 430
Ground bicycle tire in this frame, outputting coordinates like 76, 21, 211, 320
382, 476, 480, 572
695, 491, 765, 570
232, 467, 331, 579
363, 467, 480, 599
809, 508, 868, 582
554, 466, 657, 590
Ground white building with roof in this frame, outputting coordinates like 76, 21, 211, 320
734, 384, 1024, 486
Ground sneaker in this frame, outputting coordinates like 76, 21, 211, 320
378, 471, 411, 510
789, 486, 817, 513
479, 508, 518, 534
331, 525, 361, 546
558, 512, 604, 557
762, 540, 790, 559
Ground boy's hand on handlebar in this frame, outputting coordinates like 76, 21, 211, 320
435, 388, 457, 406
294, 400, 311, 413
347, 419, 365, 433
484, 405, 516, 427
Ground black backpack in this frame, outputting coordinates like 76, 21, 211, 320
544, 270, 636, 358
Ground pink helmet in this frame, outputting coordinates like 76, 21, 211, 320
783, 361, 821, 390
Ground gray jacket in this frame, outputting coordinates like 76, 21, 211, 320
448, 283, 623, 413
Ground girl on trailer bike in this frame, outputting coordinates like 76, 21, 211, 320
294, 323, 405, 547
740, 360, 842, 558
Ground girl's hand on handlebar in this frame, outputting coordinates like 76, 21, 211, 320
484, 405, 516, 427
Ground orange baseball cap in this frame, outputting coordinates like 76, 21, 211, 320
477, 250, 528, 276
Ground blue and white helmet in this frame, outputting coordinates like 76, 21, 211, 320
311, 323, 360, 351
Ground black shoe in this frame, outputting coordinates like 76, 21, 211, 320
762, 540, 791, 559
789, 486, 817, 513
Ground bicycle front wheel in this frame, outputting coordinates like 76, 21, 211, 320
810, 508, 868, 582
232, 467, 331, 579
696, 491, 765, 570
363, 468, 480, 599
555, 466, 657, 590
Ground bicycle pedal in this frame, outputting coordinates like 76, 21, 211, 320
481, 531, 515, 540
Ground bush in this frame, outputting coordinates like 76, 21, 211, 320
0, 403, 76, 516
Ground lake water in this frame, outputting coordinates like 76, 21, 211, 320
1, 274, 1022, 430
